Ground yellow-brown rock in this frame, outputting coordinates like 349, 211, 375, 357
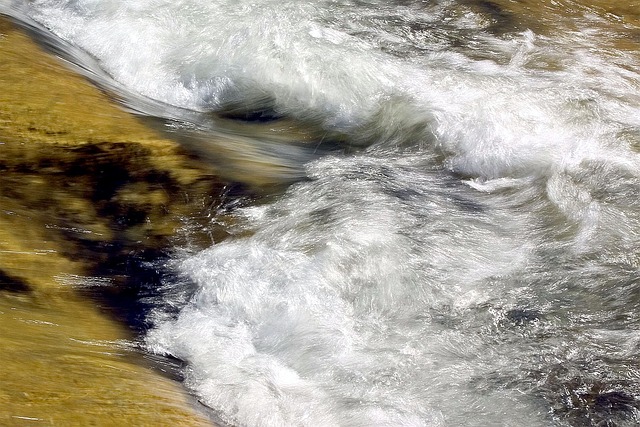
0, 17, 222, 426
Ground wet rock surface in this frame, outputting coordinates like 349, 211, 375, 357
0, 17, 227, 426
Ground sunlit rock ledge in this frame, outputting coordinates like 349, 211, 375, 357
0, 17, 223, 426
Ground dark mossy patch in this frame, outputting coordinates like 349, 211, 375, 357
0, 269, 31, 293
0, 139, 240, 332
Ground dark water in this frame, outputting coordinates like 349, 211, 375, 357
2, 0, 640, 425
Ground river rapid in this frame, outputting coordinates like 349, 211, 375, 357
2, 0, 640, 426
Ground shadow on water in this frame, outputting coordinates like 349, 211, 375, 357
538, 366, 640, 426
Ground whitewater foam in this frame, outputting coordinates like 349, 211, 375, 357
5, 0, 640, 425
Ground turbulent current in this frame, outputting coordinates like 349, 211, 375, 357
3, 0, 640, 425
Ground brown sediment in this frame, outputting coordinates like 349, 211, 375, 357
0, 16, 224, 426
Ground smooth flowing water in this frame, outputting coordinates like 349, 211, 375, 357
2, 0, 640, 425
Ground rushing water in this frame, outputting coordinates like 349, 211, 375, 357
3, 0, 640, 425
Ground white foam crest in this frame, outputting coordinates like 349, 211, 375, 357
147, 154, 549, 426
17, 0, 402, 123
412, 28, 640, 182
8, 0, 640, 187
147, 134, 640, 426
